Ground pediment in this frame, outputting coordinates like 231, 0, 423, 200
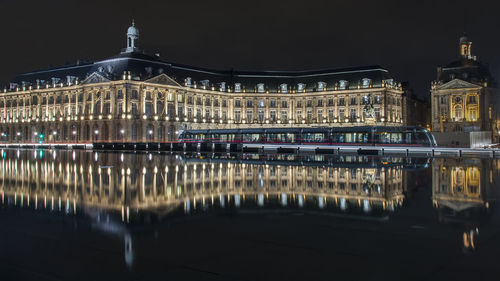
435, 79, 482, 90
81, 72, 110, 85
145, 74, 181, 87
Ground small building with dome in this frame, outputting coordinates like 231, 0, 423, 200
431, 35, 500, 147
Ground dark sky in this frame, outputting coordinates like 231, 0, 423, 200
0, 0, 499, 100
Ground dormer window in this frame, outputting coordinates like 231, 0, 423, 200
219, 82, 226, 92
200, 80, 210, 89
317, 82, 326, 91
66, 76, 76, 85
257, 83, 265, 93
185, 77, 192, 87
361, 78, 371, 89
234, 83, 242, 93
384, 79, 393, 87
51, 77, 60, 85
339, 80, 348, 90
297, 83, 306, 92
280, 84, 288, 93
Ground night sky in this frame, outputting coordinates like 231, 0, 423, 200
0, 0, 499, 100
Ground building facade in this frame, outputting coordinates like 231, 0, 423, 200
2, 22, 411, 144
431, 35, 500, 145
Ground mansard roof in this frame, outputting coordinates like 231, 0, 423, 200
9, 50, 396, 92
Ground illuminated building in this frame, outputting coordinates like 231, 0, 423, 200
430, 35, 500, 146
1, 21, 412, 143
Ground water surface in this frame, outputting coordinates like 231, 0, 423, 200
0, 150, 499, 280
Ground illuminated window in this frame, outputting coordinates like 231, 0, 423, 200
257, 83, 265, 93
219, 82, 226, 91
280, 84, 288, 93
339, 80, 348, 90
361, 78, 371, 88
467, 108, 478, 122
454, 105, 463, 120
234, 83, 242, 93
297, 83, 306, 92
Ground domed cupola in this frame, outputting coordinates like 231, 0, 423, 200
459, 34, 473, 60
125, 20, 140, 53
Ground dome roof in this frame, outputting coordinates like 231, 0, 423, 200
127, 20, 139, 37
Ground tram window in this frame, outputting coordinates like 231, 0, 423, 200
303, 133, 326, 143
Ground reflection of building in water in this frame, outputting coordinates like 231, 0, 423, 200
0, 151, 409, 220
432, 158, 495, 212
432, 158, 499, 251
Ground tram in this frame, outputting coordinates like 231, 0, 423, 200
179, 126, 437, 147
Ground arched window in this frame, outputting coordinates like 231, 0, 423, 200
454, 105, 463, 120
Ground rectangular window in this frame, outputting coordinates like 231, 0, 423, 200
375, 108, 381, 120
363, 96, 369, 104
281, 100, 288, 108
281, 110, 287, 121
131, 103, 138, 115
246, 100, 253, 107
317, 100, 323, 107
270, 110, 276, 121
339, 109, 345, 120
350, 97, 357, 105
258, 110, 264, 121
297, 100, 302, 107
270, 100, 276, 108
328, 109, 334, 120
338, 98, 345, 106
235, 99, 241, 107
247, 110, 253, 121
235, 110, 241, 121
307, 100, 312, 107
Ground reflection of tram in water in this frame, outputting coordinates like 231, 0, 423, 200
179, 126, 437, 147
182, 153, 432, 170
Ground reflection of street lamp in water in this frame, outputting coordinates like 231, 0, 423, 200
462, 228, 479, 253
124, 234, 134, 269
